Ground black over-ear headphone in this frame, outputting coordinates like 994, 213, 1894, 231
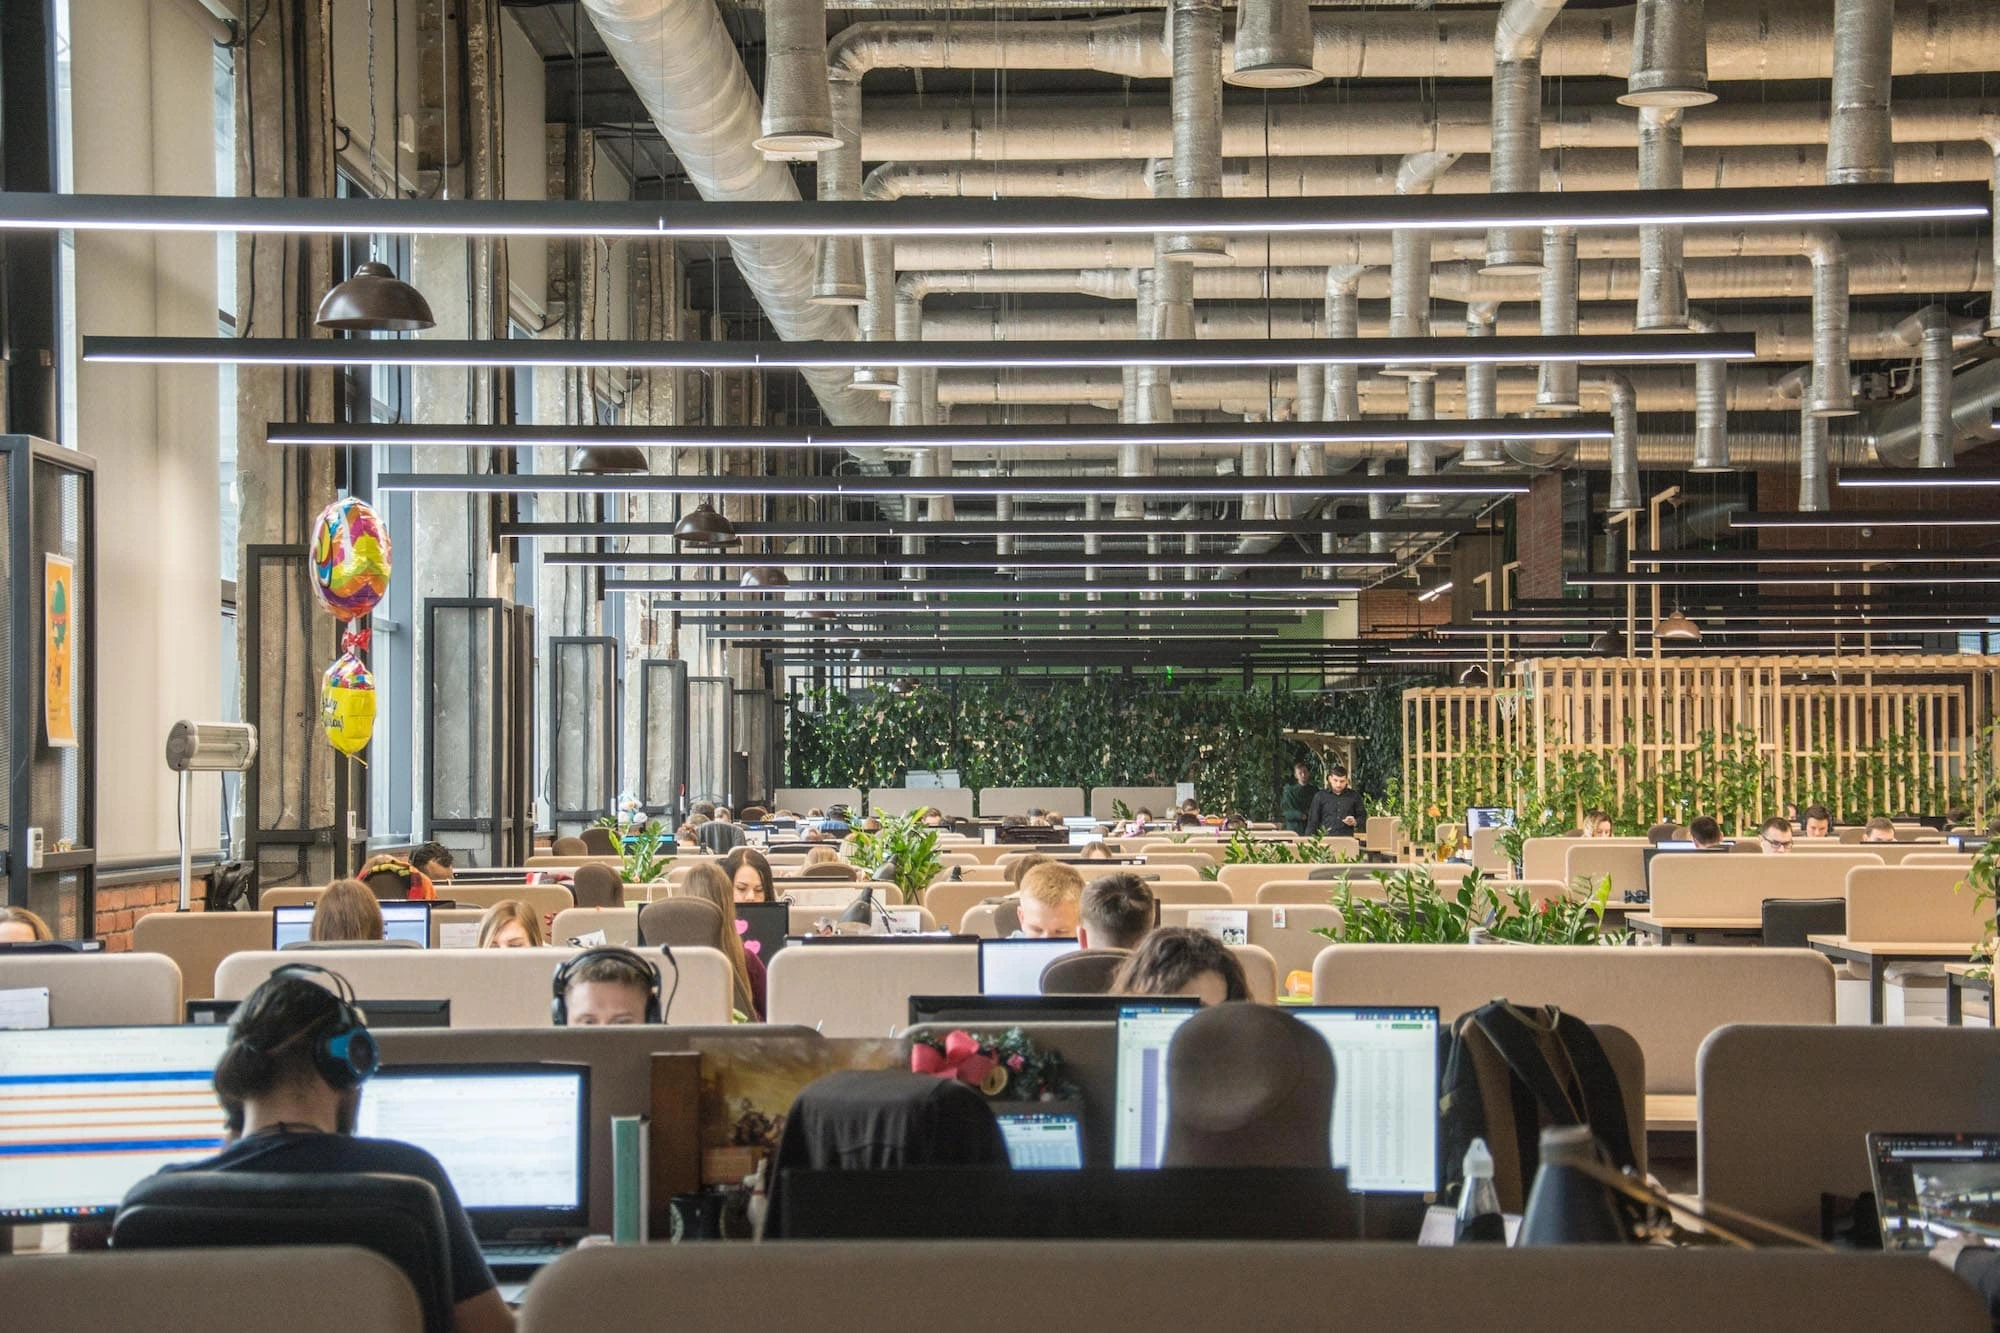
551, 946, 663, 1025
233, 963, 380, 1091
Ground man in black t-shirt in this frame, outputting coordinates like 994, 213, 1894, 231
146, 965, 513, 1333
1305, 765, 1367, 837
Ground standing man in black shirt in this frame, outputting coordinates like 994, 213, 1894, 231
1306, 765, 1367, 837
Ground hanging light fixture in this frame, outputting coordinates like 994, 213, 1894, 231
568, 444, 650, 475
314, 260, 435, 332
740, 566, 790, 589
1588, 628, 1629, 657
1656, 608, 1704, 641
672, 500, 739, 548
1457, 663, 1492, 687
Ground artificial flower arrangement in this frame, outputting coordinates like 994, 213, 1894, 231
910, 1028, 1078, 1102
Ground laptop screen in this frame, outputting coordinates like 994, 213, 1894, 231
1466, 807, 1515, 837
355, 1064, 588, 1235
978, 938, 1080, 997
1869, 1132, 2000, 1252
272, 900, 431, 948
1113, 1004, 1196, 1169
998, 1112, 1084, 1170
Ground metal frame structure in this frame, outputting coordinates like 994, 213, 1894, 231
423, 597, 526, 868
688, 674, 736, 809
549, 634, 619, 833
637, 657, 689, 818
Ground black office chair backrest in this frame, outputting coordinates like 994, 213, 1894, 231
1760, 897, 1847, 950
1039, 949, 1130, 995
114, 1171, 455, 1333
580, 827, 619, 856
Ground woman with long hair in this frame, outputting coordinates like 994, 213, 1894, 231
674, 863, 764, 1020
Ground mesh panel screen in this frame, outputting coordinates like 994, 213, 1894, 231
688, 676, 733, 807
639, 659, 687, 812
551, 637, 613, 821
428, 602, 497, 823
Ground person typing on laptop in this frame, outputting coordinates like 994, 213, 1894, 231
144, 963, 513, 1333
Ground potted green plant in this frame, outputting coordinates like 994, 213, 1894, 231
845, 808, 945, 903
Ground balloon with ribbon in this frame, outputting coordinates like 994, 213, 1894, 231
310, 496, 393, 622
320, 626, 377, 758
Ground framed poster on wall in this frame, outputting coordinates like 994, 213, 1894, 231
44, 553, 76, 748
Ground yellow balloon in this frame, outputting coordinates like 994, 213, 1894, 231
321, 652, 377, 758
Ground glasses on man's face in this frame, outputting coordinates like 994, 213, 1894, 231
1762, 834, 1793, 849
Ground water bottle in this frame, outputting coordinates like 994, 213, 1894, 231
1455, 1137, 1506, 1243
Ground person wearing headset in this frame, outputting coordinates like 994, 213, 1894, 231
148, 964, 513, 1333
553, 947, 666, 1027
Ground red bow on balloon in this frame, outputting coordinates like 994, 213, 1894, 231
342, 625, 372, 655
909, 1029, 996, 1089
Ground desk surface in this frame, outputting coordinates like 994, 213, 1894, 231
1645, 1093, 1697, 1134
1808, 934, 1979, 959
1629, 914, 1762, 932
1945, 964, 1994, 985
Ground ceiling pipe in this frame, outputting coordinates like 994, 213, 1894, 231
1601, 372, 1641, 513
579, 0, 882, 425
1385, 152, 1461, 380
1828, 0, 1896, 185
1485, 0, 1570, 274
1634, 107, 1690, 331
1460, 304, 1504, 466
1980, 117, 2000, 339
1124, 256, 1165, 519
1799, 377, 1831, 511
1872, 355, 2000, 466
1893, 305, 1960, 469
1405, 377, 1441, 509
852, 238, 897, 395
812, 80, 866, 305
1228, 0, 1319, 89
1804, 230, 1856, 417
1686, 307, 1732, 472
755, 0, 839, 154
1163, 0, 1229, 263
1620, 0, 1714, 109
1537, 227, 1581, 411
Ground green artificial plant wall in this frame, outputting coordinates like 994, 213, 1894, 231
787, 679, 1406, 821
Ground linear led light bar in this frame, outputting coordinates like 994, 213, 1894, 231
1629, 549, 2000, 566
1437, 623, 1981, 637
1836, 469, 2000, 489
1568, 571, 2000, 587
648, 600, 1337, 614
1729, 511, 2000, 530
717, 632, 1283, 644
3, 183, 1984, 237
84, 333, 1751, 371
266, 416, 1615, 451
381, 472, 1530, 498
607, 579, 1361, 595
541, 551, 1395, 570
502, 517, 1477, 540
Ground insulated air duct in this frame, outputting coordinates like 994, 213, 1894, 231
812, 80, 866, 304
1687, 308, 1732, 472
1485, 0, 1569, 273
1460, 304, 1503, 466
1798, 378, 1831, 510
1619, 0, 1714, 109
1827, 0, 1895, 185
1537, 227, 1581, 410
1894, 305, 1957, 469
1602, 372, 1640, 512
756, 0, 839, 154
1804, 230, 1855, 417
1164, 0, 1229, 263
1635, 107, 1689, 331
1228, 0, 1318, 89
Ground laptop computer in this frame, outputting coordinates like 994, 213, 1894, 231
997, 1111, 1085, 1170
978, 937, 1081, 997
735, 901, 792, 966
1868, 1132, 2000, 1251
272, 899, 431, 949
354, 1062, 590, 1274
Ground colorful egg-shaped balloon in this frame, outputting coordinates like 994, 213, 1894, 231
321, 649, 377, 757
311, 496, 393, 621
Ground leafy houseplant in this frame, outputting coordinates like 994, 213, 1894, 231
844, 808, 945, 903
1312, 868, 1624, 947
1197, 830, 1356, 880
595, 815, 670, 884
1963, 840, 1997, 980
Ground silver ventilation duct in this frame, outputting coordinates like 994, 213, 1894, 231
1804, 230, 1856, 418
852, 237, 896, 394
1537, 227, 1581, 410
1384, 152, 1459, 379
1894, 305, 1958, 469
1323, 266, 1368, 424
1164, 0, 1228, 263
1404, 377, 1440, 509
812, 80, 865, 305
1620, 0, 1714, 109
1686, 308, 1732, 472
1798, 380, 1831, 511
1228, 0, 1318, 89
1485, 0, 1569, 273
1460, 304, 1503, 467
755, 0, 838, 154
1635, 107, 1689, 331
1602, 373, 1640, 513
1828, 0, 1895, 185
1873, 356, 2000, 466
1982, 119, 2000, 339
580, 0, 882, 425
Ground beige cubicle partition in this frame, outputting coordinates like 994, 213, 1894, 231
548, 907, 642, 947
771, 788, 863, 813
1522, 836, 1651, 885
14, 1248, 426, 1333
213, 946, 734, 1028
869, 787, 975, 819
1843, 864, 1992, 944
1088, 786, 1178, 821
259, 883, 575, 919
1647, 851, 1884, 918
766, 942, 979, 1037
977, 787, 1085, 818
1158, 904, 1341, 984
0, 952, 183, 1026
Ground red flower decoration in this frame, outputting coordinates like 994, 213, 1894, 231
909, 1029, 997, 1089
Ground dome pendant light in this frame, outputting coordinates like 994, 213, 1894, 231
1656, 608, 1704, 642
568, 444, 650, 475
315, 260, 435, 332
740, 565, 790, 589
1588, 628, 1629, 658
673, 500, 739, 548
1457, 663, 1492, 687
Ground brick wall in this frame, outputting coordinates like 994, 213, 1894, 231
1517, 475, 1564, 601
95, 877, 204, 953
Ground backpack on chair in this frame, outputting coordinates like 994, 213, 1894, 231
1438, 999, 1639, 1214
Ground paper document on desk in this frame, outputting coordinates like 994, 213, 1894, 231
1186, 909, 1250, 945
0, 986, 51, 1030
438, 922, 481, 949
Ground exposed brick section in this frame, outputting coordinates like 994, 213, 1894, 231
1517, 477, 1563, 601
1358, 586, 1451, 638
95, 877, 204, 953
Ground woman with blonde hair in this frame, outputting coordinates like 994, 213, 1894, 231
477, 900, 545, 949
308, 879, 385, 943
0, 906, 54, 943
674, 862, 764, 1020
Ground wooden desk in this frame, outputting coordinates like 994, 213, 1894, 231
1807, 934, 1979, 1024
1627, 914, 1762, 947
1645, 1093, 1698, 1135
1945, 964, 1995, 1028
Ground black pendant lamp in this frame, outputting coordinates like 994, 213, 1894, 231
315, 261, 435, 332
568, 444, 650, 475
673, 500, 739, 548
741, 565, 790, 589
1588, 628, 1629, 657
1457, 663, 1491, 687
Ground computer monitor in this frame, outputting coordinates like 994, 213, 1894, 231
354, 1063, 589, 1240
997, 1112, 1085, 1171
1289, 1006, 1441, 1193
272, 900, 432, 949
1466, 807, 1515, 838
734, 902, 792, 966
1068, 830, 1105, 847
0, 1025, 231, 1223
1951, 835, 1990, 853
184, 998, 452, 1029
978, 938, 1080, 997
1113, 1004, 1197, 1169
907, 994, 1199, 1027
1868, 1132, 2000, 1252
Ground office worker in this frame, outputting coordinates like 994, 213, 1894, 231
309, 879, 385, 944
408, 841, 456, 885
150, 964, 513, 1333
1861, 816, 1899, 843
1015, 862, 1084, 939
1304, 765, 1366, 836
1111, 928, 1250, 1007
1280, 761, 1316, 835
1078, 874, 1156, 952
673, 863, 764, 1021
1758, 816, 1795, 854
723, 846, 777, 903
476, 900, 545, 949
1800, 805, 1833, 839
1687, 816, 1726, 850
0, 906, 54, 943
554, 947, 662, 1027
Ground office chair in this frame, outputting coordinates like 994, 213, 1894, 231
638, 896, 729, 950
1761, 897, 1847, 950
113, 1171, 455, 1333
571, 862, 625, 909
797, 862, 860, 881
1164, 1004, 1334, 1169
551, 835, 590, 857
580, 827, 619, 856
1038, 948, 1130, 995
993, 900, 1022, 936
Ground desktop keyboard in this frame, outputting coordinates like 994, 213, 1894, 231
481, 1241, 573, 1270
